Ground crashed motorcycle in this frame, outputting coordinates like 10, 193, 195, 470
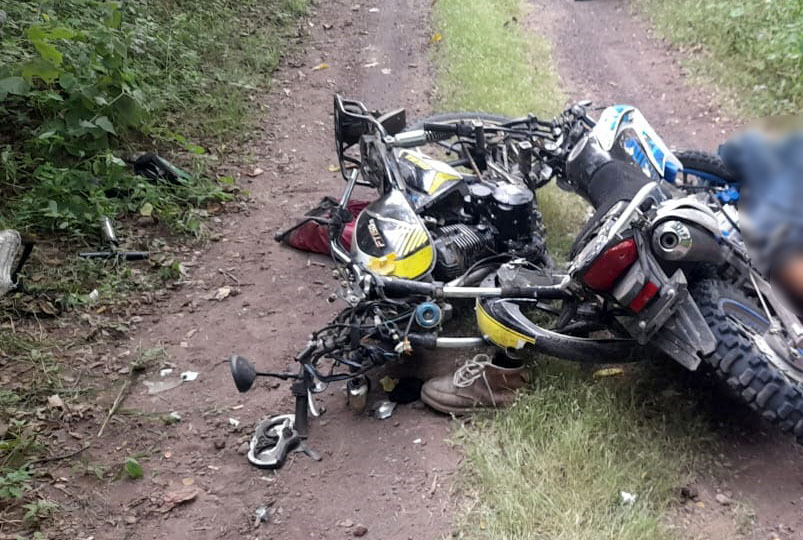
231, 97, 803, 468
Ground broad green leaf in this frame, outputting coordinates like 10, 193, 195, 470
94, 116, 116, 135
21, 59, 61, 83
139, 202, 154, 217
31, 39, 63, 66
124, 457, 143, 480
0, 77, 29, 97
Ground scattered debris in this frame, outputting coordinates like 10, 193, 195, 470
353, 524, 368, 537
681, 485, 700, 501
593, 367, 625, 378
143, 379, 183, 395
338, 519, 354, 528
379, 376, 398, 393
363, 61, 379, 68
431, 32, 443, 43
254, 506, 270, 528
159, 487, 200, 513
311, 63, 330, 71
47, 394, 65, 409
180, 371, 199, 382
368, 7, 379, 12
247, 167, 264, 177
228, 418, 241, 428
211, 286, 232, 301
372, 400, 396, 420
160, 368, 174, 377
163, 411, 182, 424
412, 438, 423, 445
88, 289, 99, 302
620, 491, 637, 505
715, 493, 734, 506
380, 68, 392, 75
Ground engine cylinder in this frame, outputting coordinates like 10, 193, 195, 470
489, 183, 534, 246
432, 224, 493, 280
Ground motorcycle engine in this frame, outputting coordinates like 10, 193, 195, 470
428, 181, 545, 281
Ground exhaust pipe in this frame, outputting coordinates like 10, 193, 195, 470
651, 220, 724, 263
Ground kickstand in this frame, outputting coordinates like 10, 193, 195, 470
292, 440, 321, 461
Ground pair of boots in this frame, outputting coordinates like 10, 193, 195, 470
420, 353, 528, 414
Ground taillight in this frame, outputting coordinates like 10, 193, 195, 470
628, 281, 659, 313
582, 238, 638, 290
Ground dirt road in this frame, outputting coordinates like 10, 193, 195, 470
538, 0, 803, 538
41, 1, 803, 539
46, 1, 461, 539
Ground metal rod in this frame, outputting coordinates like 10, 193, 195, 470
435, 337, 486, 348
442, 286, 503, 298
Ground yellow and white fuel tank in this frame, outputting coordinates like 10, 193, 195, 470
351, 190, 434, 279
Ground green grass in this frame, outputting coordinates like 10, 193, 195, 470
433, 1, 713, 538
455, 361, 710, 540
637, 0, 802, 116
432, 0, 587, 258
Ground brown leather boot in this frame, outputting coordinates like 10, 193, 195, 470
420, 353, 528, 414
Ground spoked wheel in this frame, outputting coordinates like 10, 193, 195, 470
692, 279, 803, 440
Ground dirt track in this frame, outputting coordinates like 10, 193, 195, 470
41, 1, 803, 539
47, 1, 460, 539
539, 1, 803, 538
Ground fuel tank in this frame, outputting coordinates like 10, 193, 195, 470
351, 190, 435, 279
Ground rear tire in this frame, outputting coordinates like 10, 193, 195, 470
692, 279, 803, 441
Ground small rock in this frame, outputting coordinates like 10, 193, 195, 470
125, 515, 137, 525
214, 440, 226, 450
680, 485, 699, 501
353, 525, 368, 537
715, 493, 733, 506
338, 519, 354, 528
238, 442, 250, 455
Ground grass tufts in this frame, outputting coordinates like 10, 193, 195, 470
636, 0, 802, 117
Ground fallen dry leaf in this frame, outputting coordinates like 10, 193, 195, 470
592, 367, 625, 378
212, 286, 232, 301
47, 394, 64, 409
159, 487, 200, 513
431, 32, 443, 44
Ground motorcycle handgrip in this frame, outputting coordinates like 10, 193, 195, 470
422, 122, 457, 133
376, 276, 437, 297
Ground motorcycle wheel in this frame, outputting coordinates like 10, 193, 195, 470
692, 279, 803, 441
674, 150, 735, 184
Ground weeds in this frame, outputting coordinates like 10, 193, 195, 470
434, 0, 715, 537
637, 0, 802, 116
455, 361, 711, 539
0, 0, 307, 237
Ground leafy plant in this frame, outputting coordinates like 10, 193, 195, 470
0, 0, 307, 237
23, 499, 59, 523
0, 467, 32, 500
123, 456, 143, 479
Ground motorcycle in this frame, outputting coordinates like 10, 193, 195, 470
230, 96, 803, 468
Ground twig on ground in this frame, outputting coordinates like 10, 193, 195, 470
97, 379, 131, 437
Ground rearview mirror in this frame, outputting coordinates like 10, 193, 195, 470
230, 355, 257, 393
